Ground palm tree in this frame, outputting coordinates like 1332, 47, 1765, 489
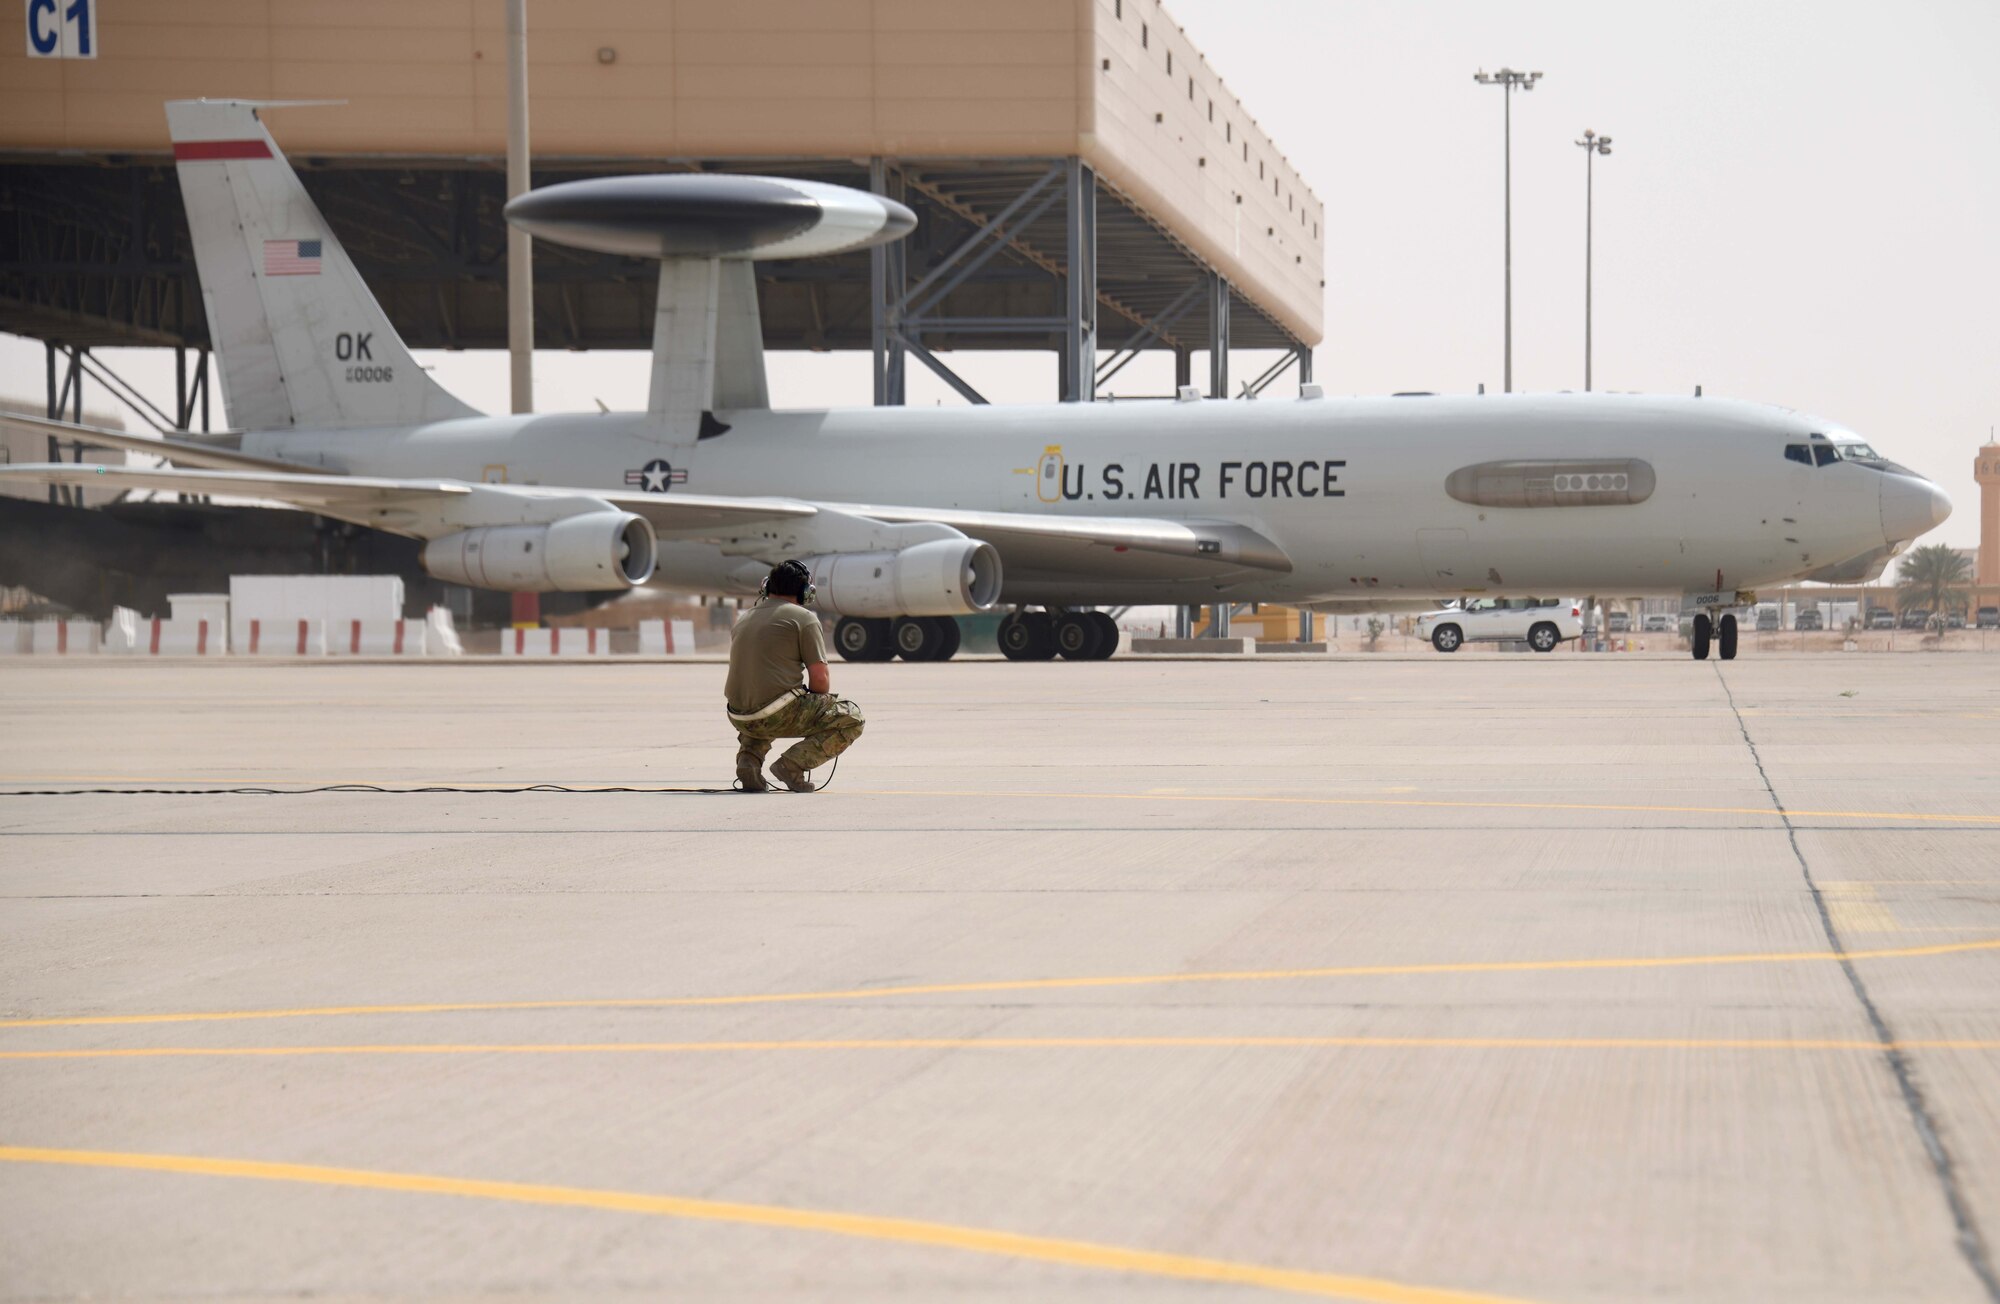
1896, 543, 1971, 627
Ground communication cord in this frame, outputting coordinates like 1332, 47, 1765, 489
0, 757, 837, 797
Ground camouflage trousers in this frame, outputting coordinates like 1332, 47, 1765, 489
729, 690, 866, 777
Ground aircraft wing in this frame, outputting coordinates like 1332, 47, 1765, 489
0, 461, 1287, 580
0, 462, 818, 534
0, 412, 316, 474
840, 502, 1292, 575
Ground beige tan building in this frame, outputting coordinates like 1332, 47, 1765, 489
2, 0, 1323, 411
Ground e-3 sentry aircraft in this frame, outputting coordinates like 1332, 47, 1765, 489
0, 100, 1951, 663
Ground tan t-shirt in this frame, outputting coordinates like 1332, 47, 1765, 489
724, 599, 829, 712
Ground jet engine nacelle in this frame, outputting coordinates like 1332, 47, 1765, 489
420, 512, 657, 592
805, 539, 1003, 617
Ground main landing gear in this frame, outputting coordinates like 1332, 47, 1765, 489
1689, 611, 1738, 661
832, 609, 1119, 663
999, 609, 1117, 662
832, 616, 961, 663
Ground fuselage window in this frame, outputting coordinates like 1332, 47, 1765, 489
1785, 445, 1812, 465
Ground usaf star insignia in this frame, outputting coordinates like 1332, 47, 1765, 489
623, 458, 688, 493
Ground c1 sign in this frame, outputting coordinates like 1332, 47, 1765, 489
25, 0, 95, 59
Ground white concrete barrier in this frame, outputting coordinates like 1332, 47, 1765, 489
245, 617, 328, 657
425, 606, 464, 657
230, 575, 402, 652
498, 626, 612, 658
128, 616, 221, 656
637, 619, 697, 656
0, 619, 30, 655
104, 607, 142, 653
29, 619, 101, 655
329, 618, 428, 657
167, 594, 231, 655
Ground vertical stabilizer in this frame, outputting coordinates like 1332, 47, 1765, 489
166, 99, 478, 431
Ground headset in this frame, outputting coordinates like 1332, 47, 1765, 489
758, 558, 816, 607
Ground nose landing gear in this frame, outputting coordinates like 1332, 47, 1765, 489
1689, 610, 1739, 661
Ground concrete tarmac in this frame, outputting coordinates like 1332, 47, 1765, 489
2, 656, 1997, 1302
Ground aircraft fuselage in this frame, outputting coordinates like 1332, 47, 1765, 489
241, 390, 1934, 606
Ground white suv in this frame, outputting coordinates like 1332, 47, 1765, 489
1416, 598, 1584, 654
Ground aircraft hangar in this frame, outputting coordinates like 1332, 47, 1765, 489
0, 0, 1325, 437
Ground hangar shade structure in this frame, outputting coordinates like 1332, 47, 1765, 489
0, 0, 1323, 417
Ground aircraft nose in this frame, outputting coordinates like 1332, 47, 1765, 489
1880, 472, 1952, 545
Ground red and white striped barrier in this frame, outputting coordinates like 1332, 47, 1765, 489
498, 626, 612, 658
245, 618, 328, 657
115, 617, 221, 656
327, 618, 428, 657
638, 619, 698, 656
29, 619, 102, 655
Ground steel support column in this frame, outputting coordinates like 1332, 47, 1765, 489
1062, 157, 1097, 402
45, 342, 83, 505
1297, 344, 1313, 385
870, 157, 907, 406
1207, 274, 1231, 398
1096, 280, 1201, 391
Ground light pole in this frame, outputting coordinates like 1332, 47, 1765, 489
1473, 67, 1541, 393
1575, 128, 1612, 391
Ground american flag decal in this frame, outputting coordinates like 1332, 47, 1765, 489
263, 239, 322, 276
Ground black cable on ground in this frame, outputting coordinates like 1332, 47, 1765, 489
0, 757, 837, 797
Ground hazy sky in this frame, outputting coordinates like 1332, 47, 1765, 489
4, 0, 1995, 546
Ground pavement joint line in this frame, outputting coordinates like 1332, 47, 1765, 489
9, 1036, 2000, 1061
3, 781, 1999, 825
0, 1145, 1545, 1304
1715, 666, 2000, 1302
5, 937, 1998, 1031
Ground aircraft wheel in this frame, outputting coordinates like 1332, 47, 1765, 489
1718, 613, 1738, 661
1054, 611, 1105, 660
834, 617, 896, 662
1528, 622, 1560, 653
998, 611, 1057, 661
892, 615, 949, 662
1431, 624, 1463, 653
1691, 612, 1712, 661
933, 616, 962, 661
1085, 611, 1120, 659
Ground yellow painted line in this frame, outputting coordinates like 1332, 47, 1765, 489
0, 1145, 1541, 1304
8, 1036, 2000, 1062
5, 937, 1997, 1031
845, 787, 2000, 826
1821, 882, 1901, 935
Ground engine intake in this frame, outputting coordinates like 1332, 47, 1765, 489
421, 512, 656, 592
805, 539, 1002, 616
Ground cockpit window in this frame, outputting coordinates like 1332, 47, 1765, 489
1790, 438, 1894, 470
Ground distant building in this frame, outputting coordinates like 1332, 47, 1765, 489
1978, 434, 2000, 586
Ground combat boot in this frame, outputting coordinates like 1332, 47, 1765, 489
736, 762, 769, 793
770, 758, 815, 792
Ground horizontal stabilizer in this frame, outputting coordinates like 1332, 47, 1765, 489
0, 412, 318, 474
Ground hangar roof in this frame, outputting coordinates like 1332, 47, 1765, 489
0, 0, 1322, 359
